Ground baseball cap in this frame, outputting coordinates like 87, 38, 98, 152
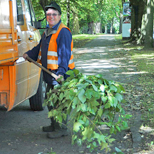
45, 2, 61, 15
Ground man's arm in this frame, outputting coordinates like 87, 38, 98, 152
56, 28, 72, 76
23, 40, 41, 61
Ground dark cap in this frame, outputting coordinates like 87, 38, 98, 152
45, 2, 61, 14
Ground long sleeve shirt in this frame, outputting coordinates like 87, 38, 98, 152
26, 20, 73, 85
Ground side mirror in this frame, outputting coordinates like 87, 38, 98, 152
34, 17, 46, 29
35, 20, 42, 29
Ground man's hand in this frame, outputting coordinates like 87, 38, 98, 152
56, 75, 64, 82
23, 53, 28, 60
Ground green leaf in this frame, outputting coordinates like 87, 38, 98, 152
98, 108, 103, 117
59, 93, 64, 101
63, 81, 70, 86
96, 74, 103, 78
85, 89, 93, 99
116, 125, 121, 132
125, 114, 132, 119
80, 104, 87, 112
105, 102, 111, 109
99, 134, 106, 143
115, 93, 123, 102
48, 111, 53, 118
92, 100, 100, 107
101, 96, 108, 103
110, 85, 117, 92
122, 121, 128, 129
78, 89, 86, 103
108, 138, 116, 143
108, 96, 118, 107
72, 97, 79, 109
78, 120, 84, 124
73, 122, 82, 132
92, 91, 100, 99
85, 79, 92, 84
56, 115, 62, 123
66, 70, 74, 76
110, 126, 115, 134
73, 69, 80, 75
92, 84, 98, 91
98, 79, 103, 84
82, 127, 93, 140
92, 141, 97, 147
115, 83, 125, 92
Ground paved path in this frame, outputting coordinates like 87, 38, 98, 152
74, 34, 138, 84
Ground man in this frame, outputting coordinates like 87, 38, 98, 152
23, 2, 75, 138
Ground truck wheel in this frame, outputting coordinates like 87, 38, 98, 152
29, 72, 46, 111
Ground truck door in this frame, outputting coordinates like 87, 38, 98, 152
13, 0, 41, 108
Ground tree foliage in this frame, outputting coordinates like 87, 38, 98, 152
31, 0, 122, 34
31, 0, 154, 46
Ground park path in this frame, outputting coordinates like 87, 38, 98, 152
74, 34, 138, 84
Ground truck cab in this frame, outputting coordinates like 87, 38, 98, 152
0, 0, 44, 111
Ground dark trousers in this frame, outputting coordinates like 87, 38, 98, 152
45, 84, 67, 130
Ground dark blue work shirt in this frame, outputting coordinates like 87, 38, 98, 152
26, 20, 73, 86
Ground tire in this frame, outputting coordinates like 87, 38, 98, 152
29, 72, 46, 111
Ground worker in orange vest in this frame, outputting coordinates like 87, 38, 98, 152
23, 2, 75, 139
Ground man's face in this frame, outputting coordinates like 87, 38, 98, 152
46, 9, 61, 28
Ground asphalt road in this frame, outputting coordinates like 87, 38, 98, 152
0, 99, 86, 154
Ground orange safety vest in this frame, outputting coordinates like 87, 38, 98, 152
38, 23, 75, 70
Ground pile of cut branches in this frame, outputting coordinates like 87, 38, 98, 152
43, 69, 131, 152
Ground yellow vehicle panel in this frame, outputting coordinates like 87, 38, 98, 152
0, 0, 42, 111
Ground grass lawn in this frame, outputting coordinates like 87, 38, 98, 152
120, 39, 154, 127
72, 34, 100, 48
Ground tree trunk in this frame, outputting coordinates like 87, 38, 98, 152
67, 0, 70, 28
72, 12, 79, 34
39, 0, 49, 12
142, 0, 153, 48
130, 1, 144, 42
110, 18, 113, 34
88, 21, 94, 34
99, 0, 103, 33
119, 12, 123, 34
105, 25, 107, 34
130, 0, 153, 47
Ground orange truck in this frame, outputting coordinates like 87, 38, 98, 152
0, 0, 44, 111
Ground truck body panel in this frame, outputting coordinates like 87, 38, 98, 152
0, 0, 42, 111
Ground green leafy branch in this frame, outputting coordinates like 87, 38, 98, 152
43, 69, 132, 152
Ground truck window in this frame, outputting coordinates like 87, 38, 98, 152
17, 0, 24, 25
24, 0, 33, 26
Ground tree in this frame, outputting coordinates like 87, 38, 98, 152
32, 0, 123, 34
130, 0, 153, 47
100, 0, 122, 34
141, 0, 153, 48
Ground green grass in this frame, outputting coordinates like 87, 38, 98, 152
72, 34, 99, 48
114, 34, 122, 40
128, 48, 154, 126
114, 35, 154, 126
